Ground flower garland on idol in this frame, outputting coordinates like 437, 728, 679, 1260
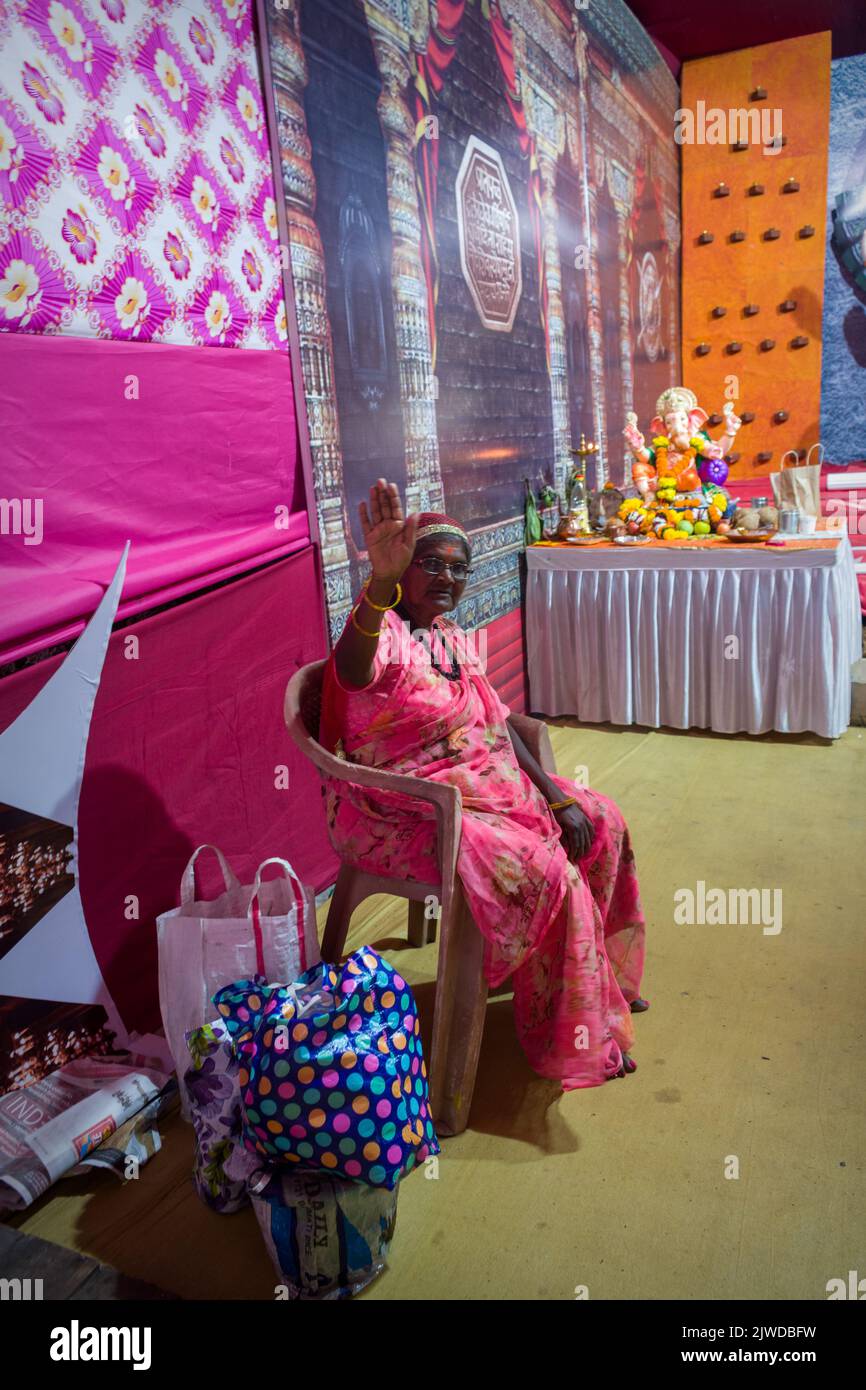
617, 434, 736, 540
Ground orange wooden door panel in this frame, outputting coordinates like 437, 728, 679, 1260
680, 32, 830, 479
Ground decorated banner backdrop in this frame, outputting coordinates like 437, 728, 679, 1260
257, 0, 681, 643
0, 0, 287, 348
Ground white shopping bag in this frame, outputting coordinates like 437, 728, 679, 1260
156, 846, 320, 1120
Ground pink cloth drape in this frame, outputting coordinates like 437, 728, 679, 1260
0, 333, 308, 665
321, 610, 646, 1088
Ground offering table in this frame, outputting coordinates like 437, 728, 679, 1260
524, 533, 860, 738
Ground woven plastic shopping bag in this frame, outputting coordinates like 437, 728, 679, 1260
213, 947, 440, 1188
157, 848, 319, 1119
249, 1165, 398, 1300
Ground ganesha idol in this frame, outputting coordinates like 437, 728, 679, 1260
617, 388, 741, 539
624, 387, 741, 497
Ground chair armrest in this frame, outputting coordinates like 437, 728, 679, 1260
508, 711, 557, 776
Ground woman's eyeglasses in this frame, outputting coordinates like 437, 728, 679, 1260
413, 556, 474, 582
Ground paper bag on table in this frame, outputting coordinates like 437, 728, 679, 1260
770, 445, 822, 516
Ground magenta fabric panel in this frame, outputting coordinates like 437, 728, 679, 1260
0, 333, 308, 663
0, 547, 338, 1035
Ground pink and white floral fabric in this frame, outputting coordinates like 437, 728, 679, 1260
320, 610, 648, 1090
0, 0, 287, 348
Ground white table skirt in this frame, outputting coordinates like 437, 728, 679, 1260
525, 537, 861, 737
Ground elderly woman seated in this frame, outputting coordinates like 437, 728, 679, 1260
319, 479, 648, 1090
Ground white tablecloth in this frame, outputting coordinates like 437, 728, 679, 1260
525, 536, 861, 737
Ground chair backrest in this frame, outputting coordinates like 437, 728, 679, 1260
284, 660, 332, 774
285, 660, 463, 813
283, 660, 465, 920
296, 661, 325, 742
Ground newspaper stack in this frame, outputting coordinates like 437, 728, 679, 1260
0, 1052, 175, 1211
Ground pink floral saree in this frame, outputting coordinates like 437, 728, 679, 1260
320, 610, 646, 1089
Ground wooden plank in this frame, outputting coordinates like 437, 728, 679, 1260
0, 1229, 104, 1299
0, 1228, 179, 1300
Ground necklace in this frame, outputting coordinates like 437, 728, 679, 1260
397, 609, 462, 681
427, 626, 461, 681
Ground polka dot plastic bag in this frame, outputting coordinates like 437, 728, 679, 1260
212, 947, 440, 1189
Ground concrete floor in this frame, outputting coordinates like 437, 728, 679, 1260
7, 720, 865, 1300
352, 719, 866, 1300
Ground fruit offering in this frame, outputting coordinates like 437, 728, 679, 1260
616, 487, 736, 540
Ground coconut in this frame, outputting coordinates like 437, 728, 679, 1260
733, 507, 761, 531
758, 505, 779, 528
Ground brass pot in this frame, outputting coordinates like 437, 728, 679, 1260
556, 512, 585, 540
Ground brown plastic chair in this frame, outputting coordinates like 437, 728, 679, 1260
284, 659, 557, 1135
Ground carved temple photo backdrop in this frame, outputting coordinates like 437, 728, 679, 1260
258, 0, 681, 639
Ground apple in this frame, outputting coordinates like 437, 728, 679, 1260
716, 521, 731, 536
694, 521, 711, 535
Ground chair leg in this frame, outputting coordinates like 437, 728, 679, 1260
428, 881, 487, 1138
321, 864, 360, 962
407, 898, 437, 947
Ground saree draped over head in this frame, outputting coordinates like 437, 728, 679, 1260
320, 610, 646, 1089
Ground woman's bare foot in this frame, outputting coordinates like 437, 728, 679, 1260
613, 1052, 637, 1078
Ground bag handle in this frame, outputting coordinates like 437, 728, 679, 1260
247, 857, 309, 977
806, 443, 825, 469
780, 450, 801, 472
180, 845, 241, 908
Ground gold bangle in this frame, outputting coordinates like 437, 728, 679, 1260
548, 796, 577, 812
361, 579, 402, 612
350, 606, 381, 639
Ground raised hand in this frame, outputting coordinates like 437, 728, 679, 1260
359, 478, 418, 584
